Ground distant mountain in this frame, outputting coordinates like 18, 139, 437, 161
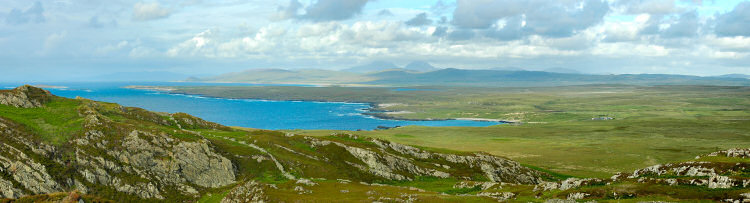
365, 68, 750, 87
187, 67, 750, 87
490, 67, 526, 71
404, 61, 439, 72
344, 61, 441, 73
186, 68, 373, 84
343, 61, 400, 73
718, 74, 750, 79
82, 71, 194, 82
544, 67, 581, 74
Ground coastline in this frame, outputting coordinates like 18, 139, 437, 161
123, 85, 515, 124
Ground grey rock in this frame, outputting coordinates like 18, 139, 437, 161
0, 177, 24, 198
222, 181, 268, 203
0, 85, 51, 108
173, 141, 235, 188
0, 143, 62, 195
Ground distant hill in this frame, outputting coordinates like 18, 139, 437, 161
490, 67, 526, 71
82, 71, 194, 82
186, 68, 373, 84
365, 68, 750, 86
544, 67, 581, 74
718, 74, 750, 79
344, 61, 440, 73
187, 67, 750, 87
404, 61, 439, 72
343, 61, 400, 73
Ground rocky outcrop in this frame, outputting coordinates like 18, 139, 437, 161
173, 141, 235, 187
372, 138, 542, 184
83, 130, 235, 198
221, 181, 269, 203
336, 142, 449, 180
0, 177, 24, 199
304, 134, 543, 184
535, 178, 603, 191
540, 149, 750, 195
613, 161, 750, 189
700, 148, 750, 159
0, 85, 52, 108
0, 143, 62, 195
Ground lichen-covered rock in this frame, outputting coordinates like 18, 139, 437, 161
701, 148, 750, 159
567, 192, 589, 200
479, 191, 516, 202
0, 177, 24, 199
0, 85, 52, 108
453, 181, 497, 190
535, 178, 603, 191
173, 141, 235, 188
0, 143, 62, 195
111, 130, 236, 187
337, 143, 448, 180
222, 181, 269, 203
365, 138, 542, 184
708, 175, 734, 189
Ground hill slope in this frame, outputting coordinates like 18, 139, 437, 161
0, 85, 546, 202
343, 61, 400, 73
3, 85, 748, 202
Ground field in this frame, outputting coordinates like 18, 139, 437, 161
165, 85, 750, 178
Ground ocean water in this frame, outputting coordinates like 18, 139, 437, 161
0, 82, 500, 130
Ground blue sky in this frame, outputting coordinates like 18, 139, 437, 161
0, 0, 749, 81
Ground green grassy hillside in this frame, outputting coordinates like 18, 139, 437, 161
2, 85, 749, 202
0, 85, 542, 202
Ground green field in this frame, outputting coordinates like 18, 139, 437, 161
165, 85, 750, 178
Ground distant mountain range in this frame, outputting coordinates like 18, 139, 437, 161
718, 74, 750, 79
186, 67, 750, 87
365, 68, 750, 86
185, 68, 373, 84
82, 71, 197, 82
343, 61, 439, 73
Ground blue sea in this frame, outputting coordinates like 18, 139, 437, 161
0, 82, 500, 130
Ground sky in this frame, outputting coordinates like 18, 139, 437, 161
0, 0, 749, 81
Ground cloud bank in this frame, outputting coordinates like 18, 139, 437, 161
0, 0, 748, 81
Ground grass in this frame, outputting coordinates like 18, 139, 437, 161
0, 97, 83, 145
232, 85, 750, 178
289, 118, 750, 178
197, 186, 235, 203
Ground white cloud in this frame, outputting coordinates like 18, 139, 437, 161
132, 2, 171, 21
167, 29, 213, 57
95, 40, 129, 56
1, 0, 750, 78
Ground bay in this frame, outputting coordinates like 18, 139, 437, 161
1, 82, 500, 130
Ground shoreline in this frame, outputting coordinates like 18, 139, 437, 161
124, 85, 515, 124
